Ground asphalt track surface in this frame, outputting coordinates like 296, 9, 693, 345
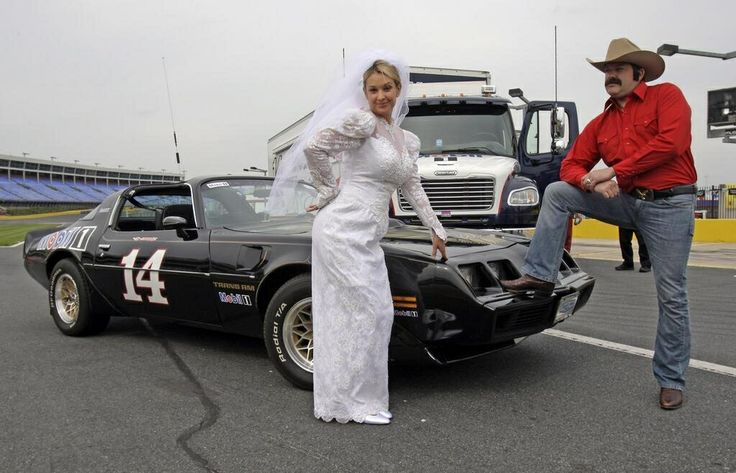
1, 244, 735, 472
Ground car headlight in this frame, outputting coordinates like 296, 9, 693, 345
507, 186, 539, 206
457, 263, 493, 293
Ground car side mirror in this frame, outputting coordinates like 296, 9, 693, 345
163, 216, 196, 240
162, 216, 188, 229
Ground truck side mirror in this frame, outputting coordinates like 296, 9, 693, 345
550, 107, 568, 154
508, 88, 530, 104
551, 107, 565, 138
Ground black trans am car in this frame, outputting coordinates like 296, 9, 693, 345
23, 176, 595, 389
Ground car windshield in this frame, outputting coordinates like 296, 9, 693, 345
402, 102, 515, 157
200, 178, 317, 229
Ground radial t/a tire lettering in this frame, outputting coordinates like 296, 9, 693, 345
263, 274, 314, 390
49, 259, 110, 336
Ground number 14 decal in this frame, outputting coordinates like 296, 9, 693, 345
121, 248, 169, 305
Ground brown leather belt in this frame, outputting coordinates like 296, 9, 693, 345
630, 184, 697, 201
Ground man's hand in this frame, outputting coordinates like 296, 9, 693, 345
582, 168, 616, 191
593, 179, 620, 199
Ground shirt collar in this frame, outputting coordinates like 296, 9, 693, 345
604, 81, 649, 111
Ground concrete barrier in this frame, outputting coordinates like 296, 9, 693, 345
573, 218, 736, 243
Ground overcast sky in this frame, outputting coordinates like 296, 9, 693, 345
1, 0, 734, 185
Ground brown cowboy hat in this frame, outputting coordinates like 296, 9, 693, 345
587, 37, 665, 82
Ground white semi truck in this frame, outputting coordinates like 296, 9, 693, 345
267, 66, 578, 228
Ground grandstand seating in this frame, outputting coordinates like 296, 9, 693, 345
0, 176, 126, 204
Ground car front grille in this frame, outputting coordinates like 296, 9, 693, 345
398, 178, 495, 212
494, 302, 553, 338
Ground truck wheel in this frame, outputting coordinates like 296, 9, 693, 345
263, 275, 314, 390
49, 259, 110, 336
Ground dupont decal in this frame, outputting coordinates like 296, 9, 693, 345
206, 181, 230, 189
392, 295, 417, 309
218, 292, 252, 306
37, 226, 97, 251
212, 281, 256, 292
392, 295, 418, 317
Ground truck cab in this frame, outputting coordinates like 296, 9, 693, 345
390, 67, 578, 228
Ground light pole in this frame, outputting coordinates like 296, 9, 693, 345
657, 44, 736, 60
49, 157, 57, 183
658, 44, 736, 143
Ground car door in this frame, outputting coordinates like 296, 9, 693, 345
517, 101, 579, 197
90, 185, 220, 325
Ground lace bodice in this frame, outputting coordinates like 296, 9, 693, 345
304, 109, 446, 240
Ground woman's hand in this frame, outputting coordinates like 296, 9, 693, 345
432, 234, 448, 262
306, 203, 319, 212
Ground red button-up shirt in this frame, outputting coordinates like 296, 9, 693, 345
560, 81, 697, 192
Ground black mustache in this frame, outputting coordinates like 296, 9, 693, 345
606, 78, 622, 86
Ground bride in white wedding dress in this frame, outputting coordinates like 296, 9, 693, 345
269, 51, 447, 425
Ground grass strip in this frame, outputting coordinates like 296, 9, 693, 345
0, 224, 58, 246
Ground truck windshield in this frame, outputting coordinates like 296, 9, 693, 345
402, 103, 515, 157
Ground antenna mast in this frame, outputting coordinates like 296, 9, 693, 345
162, 57, 182, 173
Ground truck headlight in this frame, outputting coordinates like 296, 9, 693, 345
507, 186, 539, 206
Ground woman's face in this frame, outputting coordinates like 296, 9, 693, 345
364, 72, 399, 121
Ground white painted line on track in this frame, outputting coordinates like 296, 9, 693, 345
0, 241, 24, 248
544, 329, 736, 378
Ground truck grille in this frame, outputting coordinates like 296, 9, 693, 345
398, 178, 495, 211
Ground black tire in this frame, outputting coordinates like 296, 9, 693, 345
49, 259, 110, 336
263, 274, 314, 390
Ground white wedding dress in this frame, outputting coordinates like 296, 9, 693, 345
305, 109, 446, 423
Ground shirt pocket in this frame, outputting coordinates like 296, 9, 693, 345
596, 130, 619, 157
634, 115, 658, 135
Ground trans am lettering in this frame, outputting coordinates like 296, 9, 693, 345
212, 281, 255, 292
37, 226, 96, 251
218, 292, 252, 306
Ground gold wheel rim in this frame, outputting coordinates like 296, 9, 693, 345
54, 274, 79, 325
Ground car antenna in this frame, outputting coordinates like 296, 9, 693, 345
551, 25, 561, 154
162, 56, 182, 174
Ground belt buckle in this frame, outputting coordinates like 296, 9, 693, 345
634, 188, 653, 201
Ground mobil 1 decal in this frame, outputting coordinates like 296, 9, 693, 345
37, 226, 97, 251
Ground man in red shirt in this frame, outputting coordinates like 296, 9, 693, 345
501, 38, 697, 410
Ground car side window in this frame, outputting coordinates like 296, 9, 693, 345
115, 192, 193, 231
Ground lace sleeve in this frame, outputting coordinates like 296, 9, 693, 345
400, 131, 447, 241
304, 111, 377, 209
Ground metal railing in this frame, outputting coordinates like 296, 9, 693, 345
695, 185, 736, 219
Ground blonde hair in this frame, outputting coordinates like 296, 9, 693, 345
363, 60, 402, 90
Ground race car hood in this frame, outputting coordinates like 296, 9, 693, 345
382, 224, 522, 259
225, 217, 523, 258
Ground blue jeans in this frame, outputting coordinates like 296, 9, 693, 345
523, 181, 695, 390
